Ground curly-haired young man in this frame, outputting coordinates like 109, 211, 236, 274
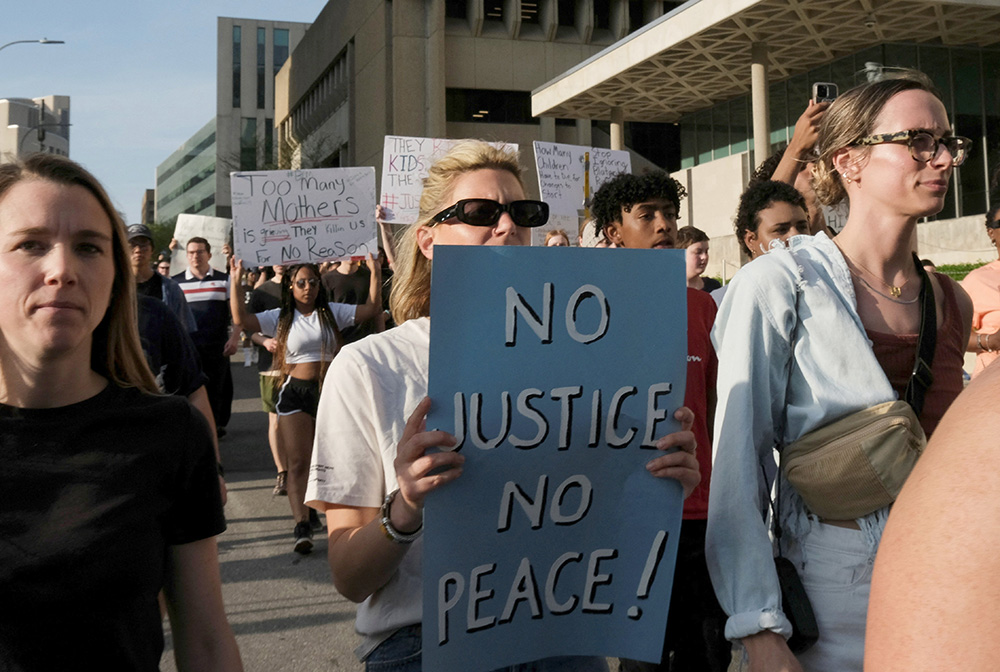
593, 171, 730, 672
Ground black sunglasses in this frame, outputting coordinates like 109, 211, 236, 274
987, 220, 1000, 230
294, 278, 319, 289
432, 199, 549, 228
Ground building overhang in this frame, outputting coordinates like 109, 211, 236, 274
532, 0, 1000, 123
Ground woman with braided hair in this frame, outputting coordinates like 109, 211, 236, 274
231, 256, 381, 554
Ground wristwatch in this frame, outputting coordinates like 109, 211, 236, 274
379, 489, 423, 544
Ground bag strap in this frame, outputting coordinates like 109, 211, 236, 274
761, 461, 786, 558
903, 252, 936, 418
763, 279, 802, 558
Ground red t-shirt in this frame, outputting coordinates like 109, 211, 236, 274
682, 288, 718, 520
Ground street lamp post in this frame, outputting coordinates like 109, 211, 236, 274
0, 38, 65, 54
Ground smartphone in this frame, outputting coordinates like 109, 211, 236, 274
812, 82, 838, 103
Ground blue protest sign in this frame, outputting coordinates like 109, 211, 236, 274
423, 245, 688, 671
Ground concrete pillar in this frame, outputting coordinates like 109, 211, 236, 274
610, 107, 624, 150
576, 118, 592, 147
751, 42, 770, 170
540, 116, 556, 143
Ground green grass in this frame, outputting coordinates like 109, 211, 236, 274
935, 261, 988, 281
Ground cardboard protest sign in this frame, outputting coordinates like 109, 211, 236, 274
171, 214, 233, 274
423, 246, 687, 671
533, 142, 632, 241
379, 136, 518, 225
230, 167, 376, 266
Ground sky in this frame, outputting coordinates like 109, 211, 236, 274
4, 0, 329, 224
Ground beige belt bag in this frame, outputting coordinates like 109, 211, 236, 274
781, 400, 927, 521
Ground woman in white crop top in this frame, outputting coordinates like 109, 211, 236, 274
231, 257, 381, 554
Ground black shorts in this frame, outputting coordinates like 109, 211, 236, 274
276, 377, 320, 417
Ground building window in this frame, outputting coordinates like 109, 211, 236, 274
953, 49, 987, 217
629, 1, 644, 32
445, 0, 467, 19
485, 1, 503, 21
232, 26, 241, 108
274, 29, 289, 74
257, 28, 266, 110
446, 89, 538, 125
522, 1, 540, 23
594, 0, 611, 30
558, 1, 576, 26
241, 117, 257, 171
265, 118, 274, 167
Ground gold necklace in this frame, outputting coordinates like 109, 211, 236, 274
853, 273, 919, 304
837, 245, 911, 299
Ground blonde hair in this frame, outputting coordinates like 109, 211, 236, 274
0, 155, 159, 395
813, 69, 939, 206
389, 140, 524, 323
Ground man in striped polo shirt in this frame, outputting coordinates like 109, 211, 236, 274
173, 236, 241, 438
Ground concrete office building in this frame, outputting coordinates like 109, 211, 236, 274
140, 189, 156, 226
532, 0, 1000, 277
156, 17, 309, 225
274, 0, 684, 223
0, 95, 70, 163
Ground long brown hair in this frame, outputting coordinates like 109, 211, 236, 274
270, 264, 344, 387
0, 154, 158, 394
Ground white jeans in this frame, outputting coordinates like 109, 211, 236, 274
788, 521, 873, 672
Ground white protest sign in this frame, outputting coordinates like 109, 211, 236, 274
379, 136, 518, 225
230, 167, 376, 266
533, 142, 632, 243
171, 214, 233, 274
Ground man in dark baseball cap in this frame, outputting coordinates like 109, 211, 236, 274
128, 224, 196, 332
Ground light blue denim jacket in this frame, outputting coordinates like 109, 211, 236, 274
706, 232, 896, 641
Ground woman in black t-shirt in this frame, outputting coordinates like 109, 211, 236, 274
0, 155, 242, 671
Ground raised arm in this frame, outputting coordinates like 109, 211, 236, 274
228, 257, 261, 334
771, 101, 829, 185
376, 204, 397, 271
352, 252, 383, 325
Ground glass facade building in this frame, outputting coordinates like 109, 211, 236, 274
156, 118, 217, 225
678, 43, 1000, 220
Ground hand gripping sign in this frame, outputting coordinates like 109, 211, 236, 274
423, 245, 687, 671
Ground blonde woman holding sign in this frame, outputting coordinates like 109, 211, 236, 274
304, 140, 701, 671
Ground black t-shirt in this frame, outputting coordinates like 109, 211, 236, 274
248, 281, 283, 370
0, 384, 225, 671
701, 276, 723, 293
135, 271, 164, 300
138, 294, 207, 396
322, 267, 374, 344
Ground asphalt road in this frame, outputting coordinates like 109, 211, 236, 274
160, 359, 363, 671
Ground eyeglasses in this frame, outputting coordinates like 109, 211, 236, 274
432, 199, 549, 228
854, 129, 972, 167
294, 278, 319, 289
987, 219, 1000, 230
